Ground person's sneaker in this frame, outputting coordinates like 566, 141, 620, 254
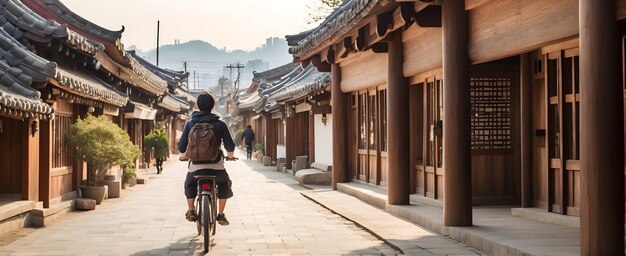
216, 213, 229, 226
185, 210, 197, 222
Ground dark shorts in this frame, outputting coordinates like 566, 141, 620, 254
184, 169, 233, 199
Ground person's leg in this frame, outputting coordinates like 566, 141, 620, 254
184, 171, 198, 221
218, 199, 227, 214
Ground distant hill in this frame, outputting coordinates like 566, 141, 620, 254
132, 37, 293, 90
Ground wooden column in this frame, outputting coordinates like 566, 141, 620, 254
309, 111, 315, 165
442, 0, 472, 226
520, 53, 532, 207
332, 63, 349, 189
579, 0, 624, 254
265, 114, 276, 160
22, 119, 39, 201
387, 30, 410, 205
39, 119, 52, 208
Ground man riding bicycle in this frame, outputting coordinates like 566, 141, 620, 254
179, 93, 235, 226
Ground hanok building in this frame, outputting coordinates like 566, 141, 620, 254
288, 0, 625, 254
128, 50, 195, 154
234, 62, 299, 158
235, 62, 332, 169
0, 0, 130, 220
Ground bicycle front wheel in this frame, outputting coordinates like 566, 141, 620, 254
202, 195, 210, 253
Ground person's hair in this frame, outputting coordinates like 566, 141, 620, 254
197, 93, 215, 112
246, 125, 252, 129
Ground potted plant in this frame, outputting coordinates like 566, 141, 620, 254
122, 165, 137, 188
144, 128, 169, 174
66, 115, 140, 204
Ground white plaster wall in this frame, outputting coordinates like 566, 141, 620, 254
314, 113, 333, 166
277, 145, 286, 158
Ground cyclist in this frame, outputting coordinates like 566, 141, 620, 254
179, 93, 235, 226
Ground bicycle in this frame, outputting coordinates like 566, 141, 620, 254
193, 174, 217, 253
188, 156, 238, 253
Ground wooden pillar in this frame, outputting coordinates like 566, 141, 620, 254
520, 53, 532, 207
387, 30, 410, 205
579, 0, 624, 254
264, 114, 276, 160
442, 0, 472, 226
39, 119, 52, 208
308, 111, 315, 165
22, 119, 39, 201
332, 63, 349, 189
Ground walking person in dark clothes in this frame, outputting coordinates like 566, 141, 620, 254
242, 125, 255, 159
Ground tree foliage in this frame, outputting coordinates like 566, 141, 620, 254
66, 115, 140, 186
144, 128, 169, 159
306, 0, 342, 24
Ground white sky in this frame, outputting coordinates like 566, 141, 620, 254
61, 0, 318, 51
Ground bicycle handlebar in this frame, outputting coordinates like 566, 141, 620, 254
179, 156, 238, 161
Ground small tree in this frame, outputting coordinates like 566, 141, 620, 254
144, 128, 169, 159
66, 115, 140, 186
234, 128, 244, 145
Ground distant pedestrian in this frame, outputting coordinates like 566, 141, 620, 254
242, 125, 255, 159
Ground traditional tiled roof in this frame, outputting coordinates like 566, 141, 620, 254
38, 0, 124, 43
126, 53, 168, 94
157, 91, 190, 113
287, 0, 379, 59
127, 50, 189, 89
252, 62, 299, 84
0, 0, 104, 55
53, 66, 128, 107
267, 65, 330, 104
252, 65, 305, 113
0, 27, 53, 119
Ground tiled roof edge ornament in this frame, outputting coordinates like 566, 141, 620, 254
127, 50, 189, 88
41, 0, 124, 42
1, 0, 103, 55
288, 0, 378, 59
126, 53, 168, 95
54, 68, 128, 107
0, 89, 54, 120
0, 27, 56, 84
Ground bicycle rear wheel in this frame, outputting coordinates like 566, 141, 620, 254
202, 195, 210, 253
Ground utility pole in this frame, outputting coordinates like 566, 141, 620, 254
193, 70, 196, 90
183, 61, 187, 72
156, 20, 160, 66
224, 63, 245, 95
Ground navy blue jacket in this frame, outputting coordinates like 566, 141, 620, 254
178, 111, 236, 154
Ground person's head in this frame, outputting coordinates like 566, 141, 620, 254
197, 93, 215, 112
246, 125, 252, 129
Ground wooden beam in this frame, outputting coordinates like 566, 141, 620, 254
415, 5, 442, 27
371, 42, 389, 53
311, 55, 331, 72
520, 53, 532, 208
355, 26, 369, 51
376, 11, 394, 38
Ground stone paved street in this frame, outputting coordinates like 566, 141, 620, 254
0, 151, 398, 255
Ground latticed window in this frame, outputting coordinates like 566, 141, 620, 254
379, 90, 387, 152
53, 114, 74, 168
470, 76, 513, 150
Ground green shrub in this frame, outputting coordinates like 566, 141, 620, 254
122, 165, 136, 178
255, 142, 264, 152
66, 115, 140, 186
234, 128, 244, 144
144, 128, 169, 159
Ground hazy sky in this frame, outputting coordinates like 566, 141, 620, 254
61, 0, 318, 51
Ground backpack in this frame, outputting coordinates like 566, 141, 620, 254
184, 121, 221, 163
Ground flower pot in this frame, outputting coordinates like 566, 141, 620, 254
123, 176, 137, 187
80, 185, 106, 205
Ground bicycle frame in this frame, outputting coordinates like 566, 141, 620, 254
194, 175, 218, 253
